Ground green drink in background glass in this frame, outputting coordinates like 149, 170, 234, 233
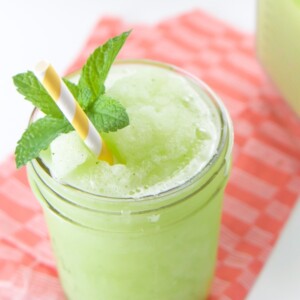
26, 60, 233, 300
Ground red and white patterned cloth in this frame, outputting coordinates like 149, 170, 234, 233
1, 10, 300, 300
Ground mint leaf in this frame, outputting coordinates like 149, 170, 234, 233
63, 78, 79, 99
13, 71, 63, 118
78, 30, 131, 107
15, 116, 72, 168
88, 95, 129, 133
78, 87, 93, 110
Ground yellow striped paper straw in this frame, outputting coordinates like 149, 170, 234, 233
35, 61, 113, 165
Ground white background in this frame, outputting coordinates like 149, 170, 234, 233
0, 1, 299, 299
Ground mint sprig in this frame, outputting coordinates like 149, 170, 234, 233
14, 31, 131, 168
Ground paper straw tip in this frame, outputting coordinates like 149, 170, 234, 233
35, 60, 49, 73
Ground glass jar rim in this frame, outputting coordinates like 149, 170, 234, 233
30, 59, 233, 204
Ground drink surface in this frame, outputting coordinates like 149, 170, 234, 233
40, 62, 221, 197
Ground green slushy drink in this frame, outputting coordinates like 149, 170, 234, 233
27, 60, 233, 300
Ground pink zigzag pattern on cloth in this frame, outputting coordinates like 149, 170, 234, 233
1, 10, 300, 300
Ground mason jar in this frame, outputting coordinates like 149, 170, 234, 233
27, 60, 233, 300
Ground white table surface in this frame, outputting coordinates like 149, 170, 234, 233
0, 1, 299, 299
